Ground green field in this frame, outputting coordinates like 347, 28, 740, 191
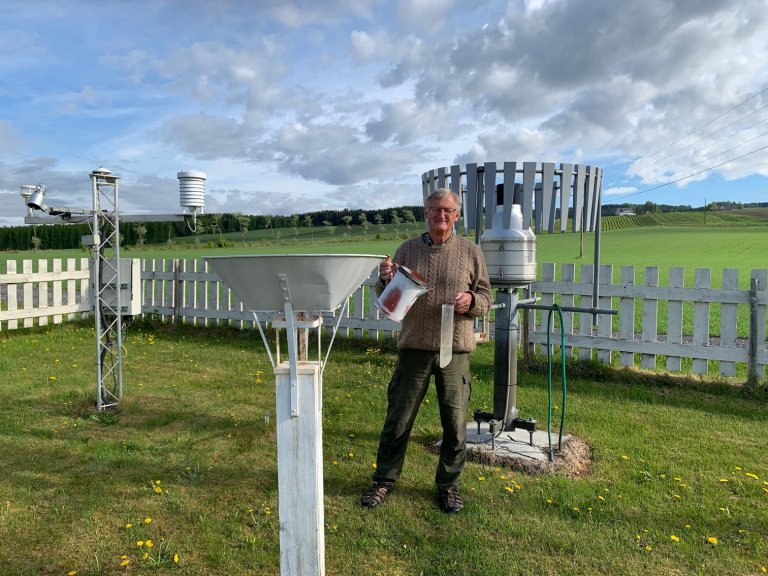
4, 211, 767, 290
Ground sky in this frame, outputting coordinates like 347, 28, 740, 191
2, 0, 768, 227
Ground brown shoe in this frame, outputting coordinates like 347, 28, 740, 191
361, 482, 392, 508
438, 486, 464, 514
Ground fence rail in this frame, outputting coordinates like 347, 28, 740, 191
2, 258, 766, 382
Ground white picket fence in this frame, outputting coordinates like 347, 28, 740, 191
1, 257, 766, 382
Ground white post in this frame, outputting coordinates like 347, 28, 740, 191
274, 361, 326, 576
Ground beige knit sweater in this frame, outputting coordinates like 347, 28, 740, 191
376, 235, 492, 353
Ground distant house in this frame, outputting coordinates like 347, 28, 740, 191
614, 207, 636, 216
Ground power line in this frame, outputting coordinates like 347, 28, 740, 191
610, 142, 768, 201
639, 101, 768, 177
629, 85, 768, 171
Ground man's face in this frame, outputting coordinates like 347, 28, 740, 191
424, 196, 460, 235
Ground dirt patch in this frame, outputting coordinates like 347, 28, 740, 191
428, 435, 593, 478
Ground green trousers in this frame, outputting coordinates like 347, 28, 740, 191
372, 349, 471, 490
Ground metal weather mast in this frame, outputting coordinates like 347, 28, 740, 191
21, 167, 206, 409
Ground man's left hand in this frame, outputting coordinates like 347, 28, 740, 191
453, 292, 472, 315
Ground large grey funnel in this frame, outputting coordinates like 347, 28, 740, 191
205, 254, 382, 312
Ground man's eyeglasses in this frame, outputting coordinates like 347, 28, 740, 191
426, 207, 457, 215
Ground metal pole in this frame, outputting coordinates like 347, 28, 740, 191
91, 175, 103, 410
493, 289, 520, 428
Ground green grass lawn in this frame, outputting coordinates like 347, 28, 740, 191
0, 321, 766, 575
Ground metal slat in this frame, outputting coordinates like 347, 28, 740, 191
503, 161, 516, 228
541, 162, 556, 233
573, 164, 586, 232
484, 161, 497, 231
465, 163, 478, 232
583, 167, 596, 232
450, 164, 462, 195
437, 166, 447, 189
522, 162, 536, 230
559, 163, 573, 233
590, 166, 603, 230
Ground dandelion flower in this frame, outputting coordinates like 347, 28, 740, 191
146, 539, 154, 548
144, 517, 152, 524
746, 472, 759, 480
598, 496, 605, 502
707, 537, 718, 545
125, 523, 133, 529
371, 463, 377, 470
68, 571, 77, 575
621, 455, 629, 460
120, 558, 130, 567
137, 540, 144, 547
142, 552, 148, 560
174, 553, 180, 563
154, 486, 163, 494
478, 476, 485, 481
645, 545, 653, 551
670, 535, 680, 542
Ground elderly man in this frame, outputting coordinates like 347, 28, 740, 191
361, 188, 492, 513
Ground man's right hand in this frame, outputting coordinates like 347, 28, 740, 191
379, 254, 396, 282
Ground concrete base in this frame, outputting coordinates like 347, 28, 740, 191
464, 421, 571, 469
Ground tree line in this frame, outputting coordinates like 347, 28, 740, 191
4, 200, 767, 252
0, 206, 425, 251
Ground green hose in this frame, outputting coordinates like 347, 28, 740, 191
546, 304, 566, 462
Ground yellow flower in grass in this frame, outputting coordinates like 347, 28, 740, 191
68, 571, 77, 575
707, 537, 718, 545
136, 540, 144, 547
670, 535, 680, 542
174, 553, 180, 563
146, 539, 154, 548
144, 517, 152, 524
